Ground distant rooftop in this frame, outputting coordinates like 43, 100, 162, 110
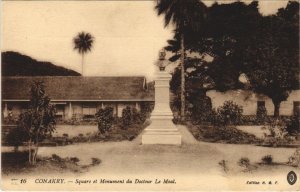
2, 76, 154, 101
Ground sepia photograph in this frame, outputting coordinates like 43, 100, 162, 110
1, 0, 300, 191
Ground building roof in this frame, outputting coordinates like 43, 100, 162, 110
2, 76, 154, 101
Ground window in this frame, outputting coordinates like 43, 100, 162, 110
55, 105, 65, 117
293, 101, 300, 116
20, 103, 28, 113
256, 101, 267, 117
7, 103, 13, 111
257, 101, 265, 108
82, 104, 96, 116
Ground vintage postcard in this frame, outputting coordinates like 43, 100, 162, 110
1, 0, 300, 191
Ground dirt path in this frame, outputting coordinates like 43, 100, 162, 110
33, 125, 297, 176
178, 125, 199, 144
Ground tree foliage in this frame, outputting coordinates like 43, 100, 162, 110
155, 0, 208, 120
168, 1, 299, 118
211, 101, 243, 126
95, 107, 114, 134
73, 32, 94, 75
18, 81, 56, 164
73, 32, 94, 54
241, 1, 299, 117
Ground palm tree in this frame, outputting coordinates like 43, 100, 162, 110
73, 32, 94, 75
155, 0, 207, 121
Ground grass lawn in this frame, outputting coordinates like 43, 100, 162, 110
53, 125, 98, 137
6, 122, 150, 147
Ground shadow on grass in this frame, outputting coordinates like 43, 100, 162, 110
2, 151, 101, 176
2, 151, 28, 175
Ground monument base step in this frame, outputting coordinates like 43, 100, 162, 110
142, 133, 181, 145
144, 128, 179, 132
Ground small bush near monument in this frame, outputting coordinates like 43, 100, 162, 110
121, 106, 145, 129
210, 100, 243, 126
132, 108, 143, 124
95, 107, 114, 134
140, 101, 154, 120
186, 92, 213, 124
122, 106, 132, 129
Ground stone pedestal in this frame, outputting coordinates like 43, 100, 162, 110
67, 102, 73, 119
142, 71, 181, 145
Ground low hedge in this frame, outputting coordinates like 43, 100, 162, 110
187, 122, 262, 144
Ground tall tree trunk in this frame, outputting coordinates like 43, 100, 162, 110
81, 53, 84, 76
33, 144, 38, 164
180, 34, 185, 121
273, 100, 281, 118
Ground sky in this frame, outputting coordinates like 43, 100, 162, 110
1, 0, 290, 80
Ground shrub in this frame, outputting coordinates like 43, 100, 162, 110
6, 127, 29, 152
262, 119, 292, 147
52, 154, 63, 162
240, 115, 258, 125
218, 160, 228, 173
132, 108, 143, 124
219, 101, 243, 125
238, 157, 251, 171
91, 158, 101, 166
256, 105, 268, 124
187, 92, 212, 124
140, 102, 154, 121
70, 135, 89, 143
288, 149, 300, 167
286, 115, 300, 135
122, 106, 132, 129
95, 107, 114, 134
210, 101, 243, 126
188, 123, 261, 144
62, 133, 69, 138
261, 155, 273, 164
121, 106, 145, 129
70, 157, 80, 164
209, 109, 223, 126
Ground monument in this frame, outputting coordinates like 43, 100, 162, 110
142, 49, 182, 145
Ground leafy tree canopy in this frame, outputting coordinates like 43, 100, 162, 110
168, 1, 299, 117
